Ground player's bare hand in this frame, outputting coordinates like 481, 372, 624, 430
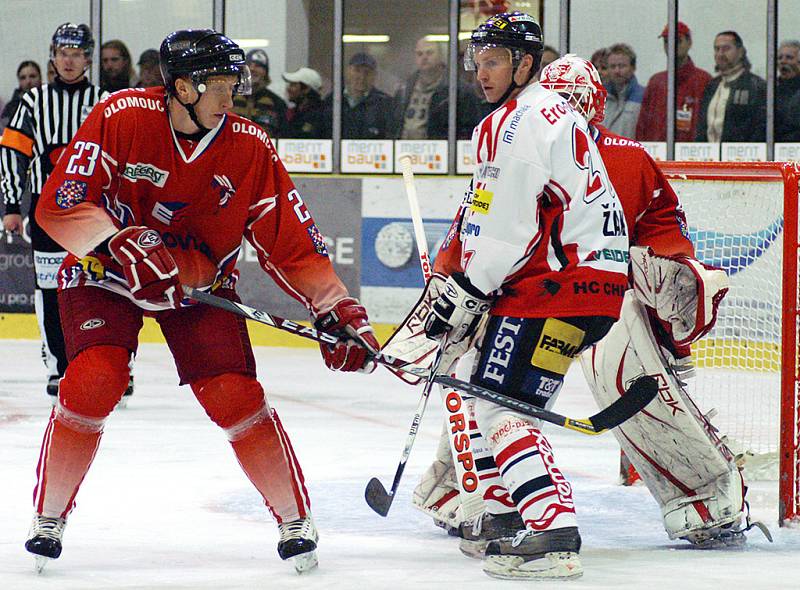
2, 213, 23, 235
315, 297, 380, 373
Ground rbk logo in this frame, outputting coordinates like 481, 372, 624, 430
212, 175, 236, 207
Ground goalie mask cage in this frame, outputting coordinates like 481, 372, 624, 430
657, 161, 800, 525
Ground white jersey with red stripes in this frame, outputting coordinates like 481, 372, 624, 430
459, 82, 629, 319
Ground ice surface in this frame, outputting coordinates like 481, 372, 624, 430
0, 340, 797, 589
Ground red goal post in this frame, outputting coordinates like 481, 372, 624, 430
657, 161, 800, 525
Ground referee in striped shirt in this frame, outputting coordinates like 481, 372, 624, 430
0, 23, 109, 401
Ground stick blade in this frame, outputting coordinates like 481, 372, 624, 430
590, 375, 659, 432
364, 477, 394, 517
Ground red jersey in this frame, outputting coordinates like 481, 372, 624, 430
593, 125, 694, 257
37, 86, 347, 313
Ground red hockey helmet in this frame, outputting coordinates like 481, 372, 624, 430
539, 54, 607, 125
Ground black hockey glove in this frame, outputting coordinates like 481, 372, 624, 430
424, 272, 492, 343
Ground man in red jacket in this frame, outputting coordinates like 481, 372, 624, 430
635, 22, 711, 142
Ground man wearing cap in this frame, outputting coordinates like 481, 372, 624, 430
283, 67, 327, 139
323, 53, 393, 139
136, 49, 162, 88
233, 48, 287, 138
636, 22, 712, 142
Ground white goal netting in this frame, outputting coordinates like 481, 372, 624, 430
669, 173, 785, 480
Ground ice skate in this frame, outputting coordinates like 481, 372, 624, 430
683, 514, 772, 549
25, 515, 66, 573
458, 510, 524, 558
483, 526, 583, 580
277, 515, 318, 574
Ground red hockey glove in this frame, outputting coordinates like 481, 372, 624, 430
109, 226, 183, 308
315, 297, 380, 373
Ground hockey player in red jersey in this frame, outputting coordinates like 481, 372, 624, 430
24, 29, 379, 574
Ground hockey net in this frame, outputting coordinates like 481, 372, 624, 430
658, 161, 800, 524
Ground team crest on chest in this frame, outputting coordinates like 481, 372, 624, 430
212, 175, 236, 207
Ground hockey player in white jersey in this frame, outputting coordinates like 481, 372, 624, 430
416, 12, 630, 580
402, 53, 769, 557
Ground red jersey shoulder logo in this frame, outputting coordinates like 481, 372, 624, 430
212, 175, 236, 207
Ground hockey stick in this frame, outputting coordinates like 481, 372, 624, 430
398, 154, 484, 522
399, 155, 432, 281
364, 335, 448, 516
185, 287, 659, 435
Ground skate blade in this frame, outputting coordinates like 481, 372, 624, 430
687, 534, 747, 550
483, 552, 583, 580
292, 550, 318, 574
459, 539, 487, 559
34, 556, 51, 574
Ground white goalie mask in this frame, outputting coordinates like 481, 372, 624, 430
539, 54, 607, 125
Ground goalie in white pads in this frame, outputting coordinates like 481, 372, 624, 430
537, 54, 768, 547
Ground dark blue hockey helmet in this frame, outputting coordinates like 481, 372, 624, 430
50, 23, 95, 59
160, 29, 251, 95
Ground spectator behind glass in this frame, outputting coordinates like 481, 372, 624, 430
1, 60, 42, 130
776, 40, 800, 142
696, 31, 766, 142
604, 43, 644, 138
100, 39, 134, 92
393, 37, 478, 139
323, 52, 393, 139
136, 49, 162, 88
233, 49, 287, 138
591, 48, 610, 87
283, 67, 327, 139
636, 22, 711, 142
536, 45, 560, 79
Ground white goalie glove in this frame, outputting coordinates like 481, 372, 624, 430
630, 246, 729, 345
381, 273, 488, 385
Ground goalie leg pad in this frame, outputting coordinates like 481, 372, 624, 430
580, 291, 744, 541
661, 468, 744, 544
412, 421, 462, 528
